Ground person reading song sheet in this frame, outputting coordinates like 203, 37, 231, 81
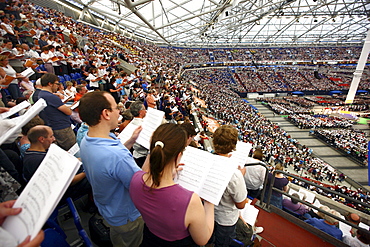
212, 125, 248, 247
130, 123, 214, 247
0, 200, 44, 247
79, 91, 144, 247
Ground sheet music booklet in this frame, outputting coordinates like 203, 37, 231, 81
118, 108, 164, 149
230, 141, 253, 167
0, 98, 47, 145
2, 144, 80, 243
239, 200, 260, 227
175, 146, 239, 205
0, 100, 30, 120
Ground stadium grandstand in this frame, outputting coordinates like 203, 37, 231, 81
0, 0, 369, 246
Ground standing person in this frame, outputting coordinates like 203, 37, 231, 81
79, 91, 144, 247
244, 148, 266, 199
130, 123, 214, 246
212, 125, 248, 247
38, 73, 76, 151
146, 89, 156, 109
130, 100, 148, 168
264, 162, 289, 209
69, 31, 78, 48
40, 46, 54, 74
107, 77, 122, 104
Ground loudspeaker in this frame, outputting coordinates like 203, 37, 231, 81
314, 71, 321, 79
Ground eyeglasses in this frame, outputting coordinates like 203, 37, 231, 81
107, 106, 120, 111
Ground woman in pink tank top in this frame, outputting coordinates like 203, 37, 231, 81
130, 123, 214, 247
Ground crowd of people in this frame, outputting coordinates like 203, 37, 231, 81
287, 114, 354, 129
313, 129, 368, 164
0, 0, 369, 246
260, 97, 313, 115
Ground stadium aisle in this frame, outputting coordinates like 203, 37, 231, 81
249, 100, 369, 189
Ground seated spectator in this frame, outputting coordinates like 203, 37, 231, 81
343, 228, 370, 247
340, 212, 362, 238
18, 116, 44, 158
74, 85, 87, 102
305, 209, 343, 240
23, 125, 90, 201
130, 123, 214, 246
118, 109, 133, 132
282, 193, 311, 218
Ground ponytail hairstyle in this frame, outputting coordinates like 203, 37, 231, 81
149, 123, 187, 188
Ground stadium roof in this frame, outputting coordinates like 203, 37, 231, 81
55, 0, 370, 48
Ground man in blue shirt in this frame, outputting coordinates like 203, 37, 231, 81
305, 209, 343, 240
79, 91, 144, 247
38, 73, 76, 151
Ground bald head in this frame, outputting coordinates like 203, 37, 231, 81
346, 213, 360, 225
28, 126, 51, 143
27, 125, 55, 150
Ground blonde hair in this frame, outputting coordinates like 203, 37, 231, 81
325, 210, 341, 224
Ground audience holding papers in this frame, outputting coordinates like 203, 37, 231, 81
211, 125, 248, 247
79, 91, 144, 247
130, 123, 214, 246
0, 1, 369, 246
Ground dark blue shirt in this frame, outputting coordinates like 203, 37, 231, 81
38, 90, 70, 130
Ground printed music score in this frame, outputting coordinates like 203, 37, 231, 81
176, 146, 239, 205
230, 141, 252, 167
118, 108, 164, 149
2, 144, 80, 243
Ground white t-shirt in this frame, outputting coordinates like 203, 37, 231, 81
215, 169, 247, 226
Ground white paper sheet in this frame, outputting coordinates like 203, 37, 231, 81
2, 144, 80, 243
240, 201, 260, 227
136, 108, 165, 149
0, 100, 30, 120
230, 141, 253, 167
70, 101, 80, 110
0, 98, 47, 145
299, 187, 316, 204
118, 121, 140, 145
176, 146, 239, 205
20, 67, 35, 78
67, 143, 80, 156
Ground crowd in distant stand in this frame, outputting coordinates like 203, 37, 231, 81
184, 69, 370, 214
313, 129, 368, 165
287, 115, 354, 129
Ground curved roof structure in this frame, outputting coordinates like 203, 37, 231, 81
55, 0, 369, 47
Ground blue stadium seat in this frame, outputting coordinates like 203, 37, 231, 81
66, 197, 93, 247
58, 75, 65, 84
41, 228, 70, 247
37, 64, 47, 72
64, 74, 72, 82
